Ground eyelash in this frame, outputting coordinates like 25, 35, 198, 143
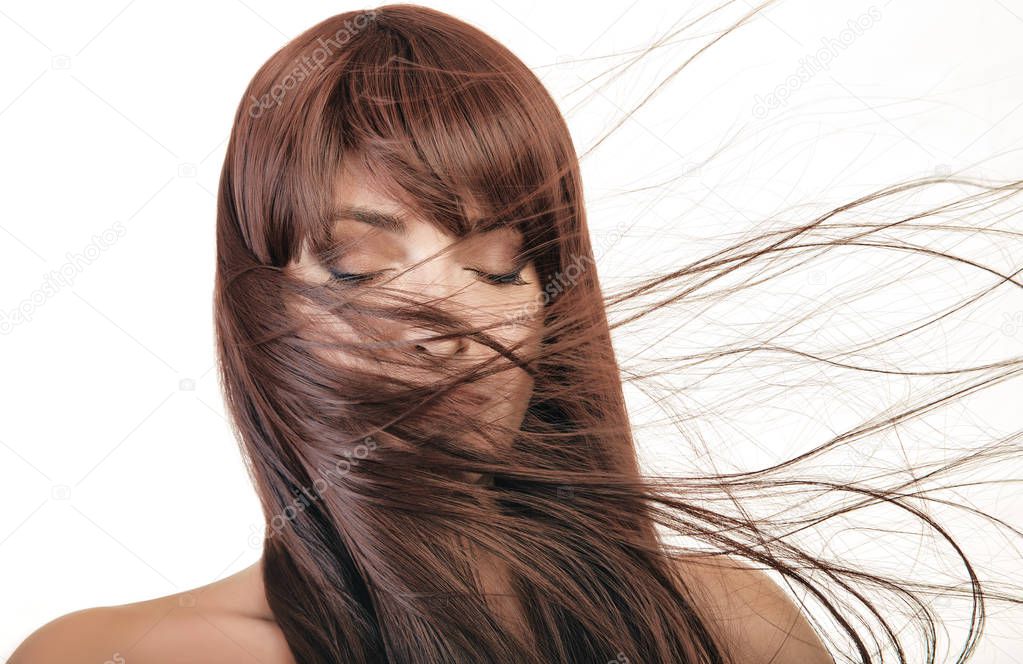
328, 267, 529, 287
467, 267, 529, 286
327, 268, 378, 285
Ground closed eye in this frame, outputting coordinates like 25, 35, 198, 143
464, 267, 529, 286
327, 268, 383, 285
328, 266, 530, 287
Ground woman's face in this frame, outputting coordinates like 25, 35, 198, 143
287, 165, 544, 481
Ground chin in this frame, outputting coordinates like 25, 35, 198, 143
460, 470, 495, 486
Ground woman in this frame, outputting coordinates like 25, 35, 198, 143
12, 3, 1020, 663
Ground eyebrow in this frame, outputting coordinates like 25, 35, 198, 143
330, 204, 408, 236
328, 204, 524, 252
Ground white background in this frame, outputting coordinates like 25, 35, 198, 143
1, 0, 1021, 661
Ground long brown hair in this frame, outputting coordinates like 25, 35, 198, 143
213, 3, 1023, 662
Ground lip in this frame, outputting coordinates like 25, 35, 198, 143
450, 383, 492, 406
460, 392, 492, 407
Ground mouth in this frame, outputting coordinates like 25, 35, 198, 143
451, 384, 492, 406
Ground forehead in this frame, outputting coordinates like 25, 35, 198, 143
331, 164, 521, 245
328, 206, 523, 251
334, 163, 408, 217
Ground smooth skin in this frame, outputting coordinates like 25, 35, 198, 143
9, 555, 834, 663
286, 162, 545, 484
11, 167, 834, 662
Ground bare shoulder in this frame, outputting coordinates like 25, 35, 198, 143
9, 562, 295, 664
8, 601, 294, 664
674, 554, 835, 664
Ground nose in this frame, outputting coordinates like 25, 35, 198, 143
403, 324, 468, 358
394, 260, 475, 360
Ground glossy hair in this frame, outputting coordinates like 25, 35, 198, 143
213, 3, 1023, 662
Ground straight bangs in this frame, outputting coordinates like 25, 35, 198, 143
294, 14, 574, 279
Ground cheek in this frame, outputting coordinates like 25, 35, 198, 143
285, 292, 399, 379
490, 280, 543, 404
283, 259, 545, 385
481, 266, 544, 347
